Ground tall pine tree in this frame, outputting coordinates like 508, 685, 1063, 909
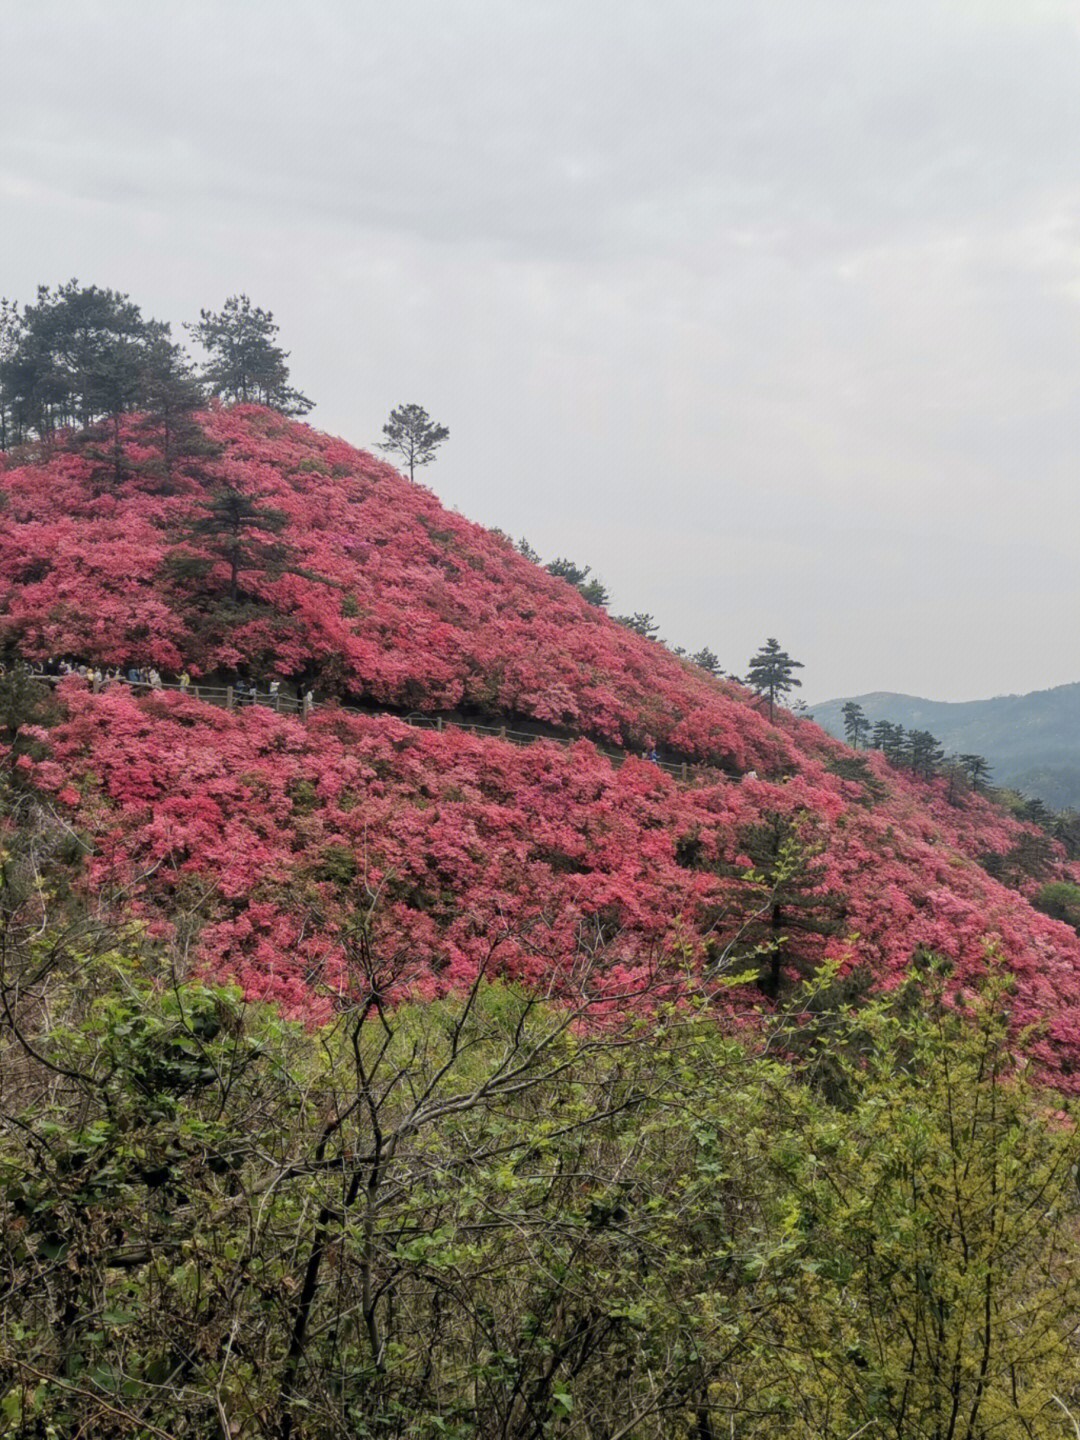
746, 638, 803, 722
188, 296, 312, 415
378, 403, 449, 483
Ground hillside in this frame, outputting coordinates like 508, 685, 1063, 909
4, 407, 1080, 1084
812, 685, 1080, 809
0, 406, 789, 773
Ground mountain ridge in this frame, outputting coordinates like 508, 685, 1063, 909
811, 682, 1080, 808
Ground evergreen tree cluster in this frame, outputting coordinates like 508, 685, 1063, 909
838, 702, 1080, 888
0, 281, 311, 453
838, 700, 1058, 839
841, 701, 988, 788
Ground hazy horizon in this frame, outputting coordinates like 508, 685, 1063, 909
4, 1, 1080, 703
810, 677, 1080, 708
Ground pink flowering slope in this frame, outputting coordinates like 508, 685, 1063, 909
13, 680, 1080, 1086
0, 406, 790, 772
4, 407, 1080, 1083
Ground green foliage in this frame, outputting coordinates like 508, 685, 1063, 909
1053, 809, 1080, 859
287, 776, 320, 814
546, 557, 609, 608
691, 645, 722, 676
0, 282, 203, 473
0, 664, 58, 753
905, 725, 945, 780
980, 828, 1055, 887
544, 555, 590, 587
313, 842, 358, 885
747, 637, 803, 722
377, 402, 449, 483
841, 699, 870, 748
0, 281, 147, 441
869, 718, 903, 765
188, 293, 312, 414
771, 960, 1080, 1438
577, 575, 609, 607
959, 751, 993, 791
130, 321, 212, 483
4, 797, 1080, 1437
181, 484, 292, 603
5, 939, 1080, 1436
728, 811, 845, 997
614, 611, 659, 639
823, 750, 886, 800
1034, 879, 1080, 931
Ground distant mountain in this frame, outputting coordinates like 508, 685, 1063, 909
810, 685, 1080, 809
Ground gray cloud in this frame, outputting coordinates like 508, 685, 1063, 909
3, 0, 1080, 700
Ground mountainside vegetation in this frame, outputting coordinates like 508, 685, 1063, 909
5, 812, 1080, 1437
2, 407, 1080, 1055
5, 387, 1080, 1431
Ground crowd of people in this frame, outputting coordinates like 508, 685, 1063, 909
3, 657, 698, 775
16, 657, 311, 710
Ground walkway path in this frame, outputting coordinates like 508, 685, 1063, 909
38, 673, 728, 784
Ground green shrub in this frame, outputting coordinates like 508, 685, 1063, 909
1034, 879, 1080, 930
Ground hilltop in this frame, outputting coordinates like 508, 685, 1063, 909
0, 405, 789, 772
3, 406, 1080, 1080
812, 684, 1080, 809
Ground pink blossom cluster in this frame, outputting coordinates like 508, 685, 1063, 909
11, 681, 1080, 1085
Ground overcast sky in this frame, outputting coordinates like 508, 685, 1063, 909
3, 1, 1080, 701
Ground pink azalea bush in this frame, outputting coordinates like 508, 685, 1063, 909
6, 680, 1078, 1085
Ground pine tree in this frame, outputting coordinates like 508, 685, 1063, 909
691, 647, 722, 676
746, 638, 803, 722
882, 723, 907, 767
133, 323, 208, 481
870, 719, 897, 753
959, 752, 992, 792
616, 613, 660, 640
841, 700, 870, 749
182, 487, 291, 603
0, 297, 22, 451
732, 812, 844, 998
546, 558, 608, 607
546, 557, 590, 587
188, 295, 312, 415
377, 403, 449, 483
0, 282, 149, 448
907, 728, 944, 781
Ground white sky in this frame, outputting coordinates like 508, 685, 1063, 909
3, 0, 1080, 701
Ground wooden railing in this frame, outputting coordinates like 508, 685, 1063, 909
36, 673, 708, 782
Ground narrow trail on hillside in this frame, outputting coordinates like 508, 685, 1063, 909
35, 672, 748, 785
